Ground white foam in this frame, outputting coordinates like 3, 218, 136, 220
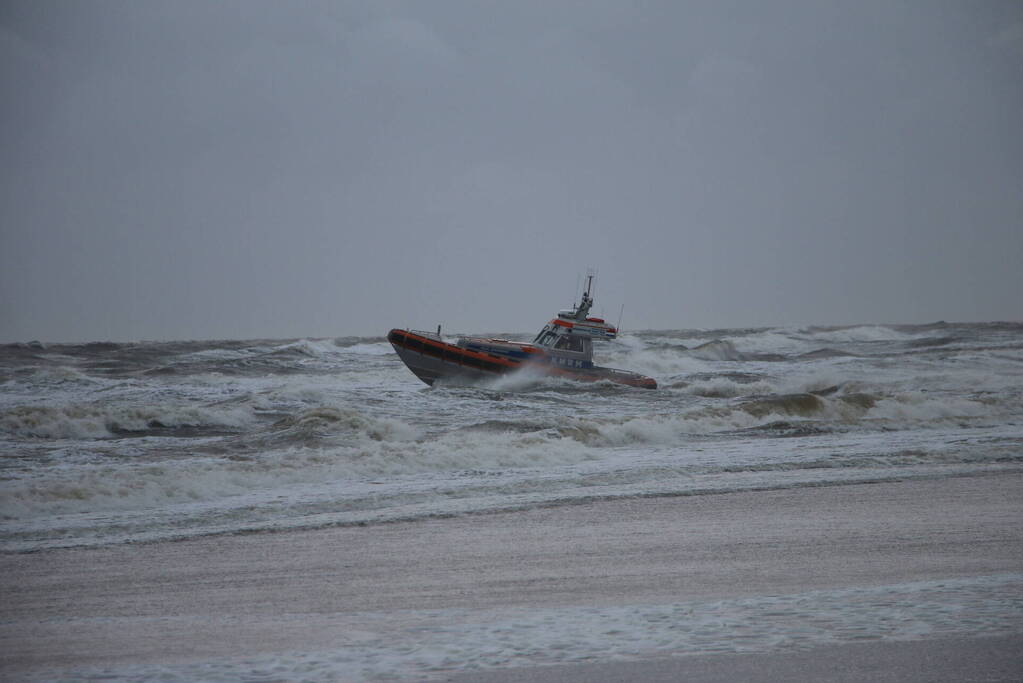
727, 329, 810, 355
483, 365, 574, 391
804, 325, 909, 343
8, 383, 1007, 521
688, 339, 744, 361
603, 346, 710, 378
339, 342, 394, 356
0, 408, 595, 519
176, 348, 252, 362
682, 378, 777, 398
867, 393, 994, 423
273, 339, 346, 357
5, 423, 1020, 551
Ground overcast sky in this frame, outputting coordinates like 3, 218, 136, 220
1, 1, 1021, 342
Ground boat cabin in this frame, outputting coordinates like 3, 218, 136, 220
531, 275, 618, 369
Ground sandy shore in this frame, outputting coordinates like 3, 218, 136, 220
445, 635, 1023, 682
2, 473, 1022, 679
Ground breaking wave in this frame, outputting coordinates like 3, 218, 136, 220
0, 407, 598, 519
689, 339, 744, 361
678, 376, 776, 398
802, 325, 907, 343
0, 402, 255, 440
2, 321, 1020, 550
269, 339, 346, 358
338, 342, 393, 355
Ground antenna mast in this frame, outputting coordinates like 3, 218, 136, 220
574, 269, 596, 321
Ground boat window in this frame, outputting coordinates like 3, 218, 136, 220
554, 336, 571, 349
535, 331, 556, 347
568, 336, 585, 352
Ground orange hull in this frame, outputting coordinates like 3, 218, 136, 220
388, 329, 656, 389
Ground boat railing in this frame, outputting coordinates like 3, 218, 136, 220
409, 329, 444, 341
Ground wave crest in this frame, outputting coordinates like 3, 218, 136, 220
0, 402, 254, 440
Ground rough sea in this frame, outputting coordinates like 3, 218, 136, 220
3, 321, 1021, 554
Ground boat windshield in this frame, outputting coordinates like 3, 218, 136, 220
534, 330, 557, 346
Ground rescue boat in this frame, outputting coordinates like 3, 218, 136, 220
388, 275, 657, 389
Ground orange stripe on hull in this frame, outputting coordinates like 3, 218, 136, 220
388, 330, 523, 372
388, 329, 656, 389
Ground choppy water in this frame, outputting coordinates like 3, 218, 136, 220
2, 321, 1022, 552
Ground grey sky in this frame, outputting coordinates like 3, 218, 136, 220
2, 0, 1021, 342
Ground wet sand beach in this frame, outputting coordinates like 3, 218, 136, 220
2, 473, 1022, 680
446, 635, 1023, 682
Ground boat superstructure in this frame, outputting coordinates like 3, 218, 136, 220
388, 275, 656, 389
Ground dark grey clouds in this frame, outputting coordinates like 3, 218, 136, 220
2, 1, 1021, 342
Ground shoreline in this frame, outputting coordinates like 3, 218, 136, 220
7, 468, 1018, 555
2, 472, 1021, 679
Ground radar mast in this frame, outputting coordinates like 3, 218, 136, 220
573, 271, 595, 321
